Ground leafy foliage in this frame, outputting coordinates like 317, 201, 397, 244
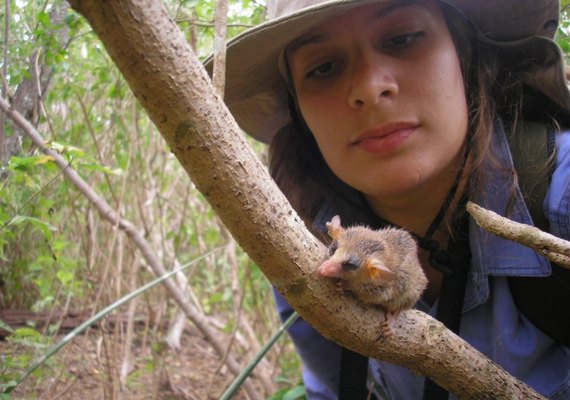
559, 2, 570, 60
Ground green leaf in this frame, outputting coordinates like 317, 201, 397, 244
8, 215, 58, 239
78, 163, 123, 176
56, 269, 74, 285
0, 319, 14, 333
0, 382, 18, 397
33, 155, 56, 165
557, 38, 570, 53
283, 386, 306, 400
38, 11, 51, 28
8, 155, 52, 171
46, 141, 86, 158
8, 327, 47, 348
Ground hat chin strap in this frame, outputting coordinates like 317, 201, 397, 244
415, 132, 471, 272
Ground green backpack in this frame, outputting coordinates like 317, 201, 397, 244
507, 120, 570, 347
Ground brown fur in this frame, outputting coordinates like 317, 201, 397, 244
318, 216, 428, 322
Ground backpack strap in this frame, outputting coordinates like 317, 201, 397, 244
338, 348, 370, 400
507, 120, 570, 347
507, 120, 553, 232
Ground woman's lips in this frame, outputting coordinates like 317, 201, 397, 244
353, 123, 418, 153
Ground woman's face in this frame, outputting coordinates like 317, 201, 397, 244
287, 0, 468, 211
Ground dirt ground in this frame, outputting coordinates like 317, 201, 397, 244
0, 325, 256, 400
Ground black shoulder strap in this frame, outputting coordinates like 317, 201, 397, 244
339, 348, 370, 400
507, 120, 553, 232
507, 120, 570, 347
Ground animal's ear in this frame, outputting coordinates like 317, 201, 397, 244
365, 259, 396, 281
326, 215, 344, 240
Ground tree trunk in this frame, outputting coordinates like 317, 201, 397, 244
0, 2, 70, 166
65, 1, 546, 398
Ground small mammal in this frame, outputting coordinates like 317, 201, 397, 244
318, 215, 427, 332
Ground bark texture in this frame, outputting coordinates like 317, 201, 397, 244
65, 1, 546, 398
0, 3, 70, 166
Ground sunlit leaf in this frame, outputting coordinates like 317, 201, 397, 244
32, 155, 55, 165
38, 11, 51, 28
79, 163, 124, 175
0, 319, 14, 334
8, 216, 58, 239
283, 386, 306, 400
56, 269, 74, 285
46, 141, 86, 158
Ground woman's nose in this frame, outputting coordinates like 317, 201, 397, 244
347, 58, 398, 109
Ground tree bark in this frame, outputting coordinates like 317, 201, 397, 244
65, 1, 546, 398
0, 2, 70, 166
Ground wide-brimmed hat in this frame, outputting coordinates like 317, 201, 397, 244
204, 0, 570, 144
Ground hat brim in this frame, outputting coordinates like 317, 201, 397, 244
205, 0, 562, 143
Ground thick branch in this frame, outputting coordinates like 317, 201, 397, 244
466, 202, 570, 268
65, 1, 546, 398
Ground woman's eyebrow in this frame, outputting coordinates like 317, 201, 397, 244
287, 32, 332, 55
287, 0, 424, 55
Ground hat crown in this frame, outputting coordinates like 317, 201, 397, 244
268, 0, 327, 20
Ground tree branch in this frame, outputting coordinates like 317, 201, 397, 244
63, 1, 546, 398
466, 202, 570, 268
212, 0, 228, 97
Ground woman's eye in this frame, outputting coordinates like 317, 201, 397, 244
384, 31, 425, 49
306, 61, 337, 79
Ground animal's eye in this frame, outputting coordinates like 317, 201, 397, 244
343, 254, 361, 270
342, 262, 359, 271
328, 240, 338, 255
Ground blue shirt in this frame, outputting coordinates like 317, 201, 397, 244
274, 126, 570, 399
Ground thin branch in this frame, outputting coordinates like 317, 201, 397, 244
2, 0, 9, 98
33, 49, 57, 141
76, 94, 120, 206
212, 0, 228, 97
0, 0, 10, 163
466, 202, 570, 268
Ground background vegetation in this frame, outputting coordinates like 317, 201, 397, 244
1, 1, 570, 399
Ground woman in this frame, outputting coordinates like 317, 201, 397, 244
207, 0, 570, 398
